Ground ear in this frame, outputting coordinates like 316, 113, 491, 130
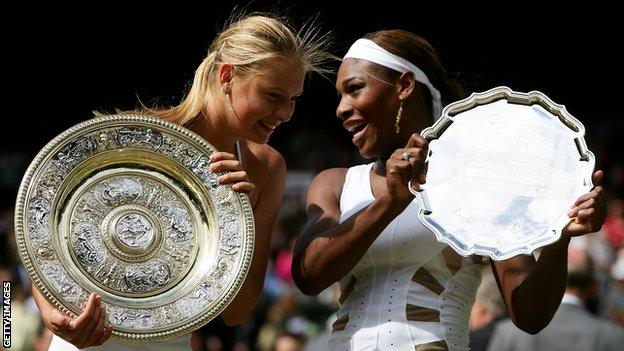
396, 71, 416, 100
218, 63, 234, 86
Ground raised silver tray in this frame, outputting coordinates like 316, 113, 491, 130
414, 86, 594, 260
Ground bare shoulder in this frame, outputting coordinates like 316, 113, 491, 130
308, 167, 349, 203
243, 141, 285, 174
312, 168, 348, 185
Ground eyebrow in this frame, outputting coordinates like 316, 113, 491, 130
335, 76, 359, 95
267, 86, 304, 97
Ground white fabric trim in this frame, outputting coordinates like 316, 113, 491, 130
344, 38, 443, 119
561, 293, 584, 307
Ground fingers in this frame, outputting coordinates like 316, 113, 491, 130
217, 171, 248, 185
71, 293, 99, 329
232, 182, 256, 193
71, 294, 102, 347
72, 304, 102, 347
571, 186, 606, 214
391, 146, 427, 184
49, 293, 111, 348
405, 133, 428, 149
388, 154, 413, 179
210, 152, 240, 173
407, 148, 427, 184
385, 142, 428, 203
592, 170, 604, 185
568, 197, 599, 217
575, 208, 596, 223
209, 152, 255, 195
93, 326, 114, 346
565, 208, 600, 237
84, 306, 107, 347
216, 171, 255, 194
210, 152, 237, 162
49, 309, 73, 335
565, 182, 607, 237
210, 160, 243, 173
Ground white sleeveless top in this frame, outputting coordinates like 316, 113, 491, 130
328, 164, 485, 351
49, 334, 190, 350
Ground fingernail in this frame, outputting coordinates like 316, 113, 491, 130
217, 176, 224, 183
69, 320, 76, 328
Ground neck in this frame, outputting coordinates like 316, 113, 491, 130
188, 114, 239, 154
373, 157, 387, 176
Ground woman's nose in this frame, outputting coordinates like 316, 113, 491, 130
336, 98, 353, 120
275, 101, 294, 122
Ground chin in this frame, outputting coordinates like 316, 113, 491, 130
250, 133, 271, 144
357, 143, 385, 160
357, 147, 375, 159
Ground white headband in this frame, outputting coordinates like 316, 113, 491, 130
344, 38, 443, 119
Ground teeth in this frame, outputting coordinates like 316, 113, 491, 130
347, 123, 366, 133
260, 121, 277, 130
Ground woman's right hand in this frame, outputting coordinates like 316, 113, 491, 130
41, 292, 112, 348
385, 133, 429, 206
210, 152, 256, 196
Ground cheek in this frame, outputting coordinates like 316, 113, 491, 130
235, 95, 271, 123
360, 88, 394, 116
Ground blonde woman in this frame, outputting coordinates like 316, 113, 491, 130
33, 13, 333, 351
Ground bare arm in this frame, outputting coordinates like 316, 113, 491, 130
492, 171, 607, 334
291, 168, 408, 295
217, 152, 286, 325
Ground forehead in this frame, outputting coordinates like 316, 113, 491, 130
254, 56, 305, 92
336, 58, 380, 87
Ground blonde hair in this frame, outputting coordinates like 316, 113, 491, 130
110, 13, 334, 126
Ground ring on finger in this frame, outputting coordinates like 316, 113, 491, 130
401, 151, 414, 162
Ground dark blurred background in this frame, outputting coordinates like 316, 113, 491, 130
2, 2, 624, 351
3, 2, 622, 185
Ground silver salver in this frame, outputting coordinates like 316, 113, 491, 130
413, 86, 595, 260
14, 115, 255, 341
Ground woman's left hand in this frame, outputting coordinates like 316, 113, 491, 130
564, 170, 607, 237
210, 152, 256, 196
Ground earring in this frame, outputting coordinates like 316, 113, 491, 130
394, 101, 404, 134
222, 84, 231, 95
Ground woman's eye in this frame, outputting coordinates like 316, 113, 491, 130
347, 84, 363, 95
267, 92, 282, 100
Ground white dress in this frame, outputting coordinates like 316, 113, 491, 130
48, 334, 190, 350
328, 164, 486, 351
